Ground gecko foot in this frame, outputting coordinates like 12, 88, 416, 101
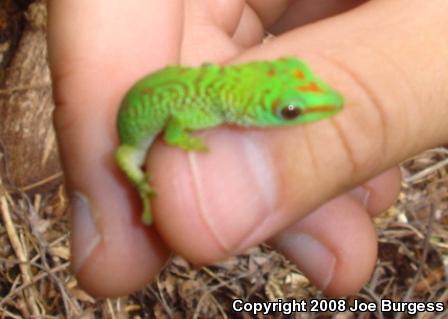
138, 182, 156, 225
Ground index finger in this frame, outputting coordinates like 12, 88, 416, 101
47, 0, 182, 297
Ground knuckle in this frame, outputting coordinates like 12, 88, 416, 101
322, 56, 399, 178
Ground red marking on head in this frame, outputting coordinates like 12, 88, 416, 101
297, 82, 323, 93
267, 69, 276, 77
294, 70, 305, 80
142, 87, 153, 95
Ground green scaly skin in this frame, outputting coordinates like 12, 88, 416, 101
116, 57, 344, 224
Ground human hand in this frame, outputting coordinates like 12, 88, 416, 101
47, 0, 448, 298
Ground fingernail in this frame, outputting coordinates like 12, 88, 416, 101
70, 192, 101, 273
275, 233, 336, 290
351, 186, 371, 208
190, 129, 277, 251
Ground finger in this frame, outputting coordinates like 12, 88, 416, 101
231, 5, 265, 48
247, 0, 367, 30
271, 195, 377, 297
47, 0, 183, 297
271, 167, 401, 297
150, 0, 448, 264
181, 0, 264, 63
245, 0, 291, 29
350, 166, 401, 216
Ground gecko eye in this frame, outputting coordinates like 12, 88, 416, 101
278, 104, 302, 120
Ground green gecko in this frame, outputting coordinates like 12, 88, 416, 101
116, 57, 343, 224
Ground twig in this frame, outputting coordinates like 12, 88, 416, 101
0, 196, 42, 317
0, 262, 69, 309
155, 277, 175, 318
19, 172, 63, 192
405, 158, 448, 183
394, 204, 436, 319
0, 308, 24, 319
27, 195, 81, 318
359, 287, 384, 319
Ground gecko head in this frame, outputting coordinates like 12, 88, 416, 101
263, 83, 344, 126
258, 80, 343, 126
248, 57, 345, 126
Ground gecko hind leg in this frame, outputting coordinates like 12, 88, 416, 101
116, 144, 155, 224
163, 118, 208, 152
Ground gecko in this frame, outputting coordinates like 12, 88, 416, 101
116, 57, 343, 224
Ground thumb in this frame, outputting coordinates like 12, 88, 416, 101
151, 0, 448, 263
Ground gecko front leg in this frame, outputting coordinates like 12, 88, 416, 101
163, 117, 209, 152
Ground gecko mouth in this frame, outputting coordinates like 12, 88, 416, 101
302, 105, 339, 114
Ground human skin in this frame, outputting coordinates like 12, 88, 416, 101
47, 0, 448, 298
